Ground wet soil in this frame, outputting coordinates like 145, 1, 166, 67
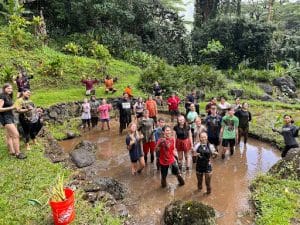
59, 119, 280, 225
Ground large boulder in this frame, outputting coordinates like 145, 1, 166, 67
70, 141, 96, 168
259, 83, 273, 95
92, 177, 126, 200
229, 89, 244, 98
269, 148, 300, 180
259, 94, 274, 102
163, 200, 216, 225
273, 76, 297, 98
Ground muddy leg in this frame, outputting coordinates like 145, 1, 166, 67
196, 172, 203, 191
205, 173, 212, 194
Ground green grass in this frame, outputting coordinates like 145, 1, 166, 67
251, 175, 300, 225
0, 129, 122, 225
46, 118, 81, 140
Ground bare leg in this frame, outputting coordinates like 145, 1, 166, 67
6, 124, 20, 155
178, 151, 183, 170
6, 131, 14, 154
184, 151, 190, 170
106, 121, 110, 130
137, 157, 145, 173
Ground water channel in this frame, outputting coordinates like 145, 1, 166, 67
59, 119, 280, 225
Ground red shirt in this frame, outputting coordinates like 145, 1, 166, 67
145, 100, 157, 117
167, 96, 180, 111
157, 137, 175, 166
81, 79, 98, 90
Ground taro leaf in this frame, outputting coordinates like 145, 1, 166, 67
28, 199, 42, 207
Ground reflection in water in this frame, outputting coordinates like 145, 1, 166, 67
59, 120, 280, 225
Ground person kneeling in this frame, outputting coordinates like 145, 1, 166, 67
155, 125, 185, 188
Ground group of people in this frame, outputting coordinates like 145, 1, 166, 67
123, 91, 299, 194
0, 78, 43, 159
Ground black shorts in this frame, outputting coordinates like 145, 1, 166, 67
136, 112, 143, 118
169, 110, 179, 117
222, 139, 235, 147
208, 137, 220, 146
0, 114, 14, 126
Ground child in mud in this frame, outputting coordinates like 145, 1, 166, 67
272, 115, 299, 158
154, 117, 165, 170
193, 132, 217, 194
126, 122, 145, 175
98, 98, 112, 130
155, 125, 185, 188
81, 98, 91, 131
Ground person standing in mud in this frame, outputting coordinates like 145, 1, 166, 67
90, 95, 100, 128
233, 97, 242, 112
272, 115, 299, 158
81, 98, 91, 131
174, 115, 193, 170
167, 92, 180, 122
154, 118, 165, 170
98, 98, 112, 130
133, 97, 145, 121
126, 122, 145, 175
153, 81, 163, 106
234, 102, 252, 144
138, 110, 155, 164
145, 95, 158, 126
187, 104, 198, 142
220, 107, 239, 159
205, 106, 222, 153
205, 97, 217, 115
117, 93, 132, 134
193, 132, 217, 194
217, 96, 231, 117
185, 89, 200, 115
155, 125, 185, 188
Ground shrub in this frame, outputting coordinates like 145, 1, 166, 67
88, 41, 111, 63
0, 65, 15, 83
42, 57, 63, 77
62, 42, 82, 55
123, 50, 161, 68
229, 69, 280, 83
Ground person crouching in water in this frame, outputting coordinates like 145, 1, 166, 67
193, 132, 217, 194
155, 125, 185, 188
272, 115, 299, 158
126, 122, 145, 175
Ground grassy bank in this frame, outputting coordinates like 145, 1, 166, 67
0, 129, 122, 225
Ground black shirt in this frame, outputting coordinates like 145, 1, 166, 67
235, 110, 252, 129
0, 93, 13, 118
174, 125, 190, 139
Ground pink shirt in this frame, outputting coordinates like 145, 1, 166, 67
98, 104, 112, 120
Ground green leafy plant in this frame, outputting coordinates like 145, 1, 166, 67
62, 42, 83, 56
0, 65, 14, 83
42, 57, 63, 77
88, 41, 111, 63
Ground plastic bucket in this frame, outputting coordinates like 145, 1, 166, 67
49, 188, 75, 225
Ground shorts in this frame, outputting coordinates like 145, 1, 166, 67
143, 141, 156, 155
86, 89, 95, 96
0, 114, 14, 126
208, 137, 220, 146
136, 112, 143, 119
160, 162, 179, 178
169, 110, 179, 117
222, 139, 235, 147
100, 118, 110, 122
176, 138, 192, 152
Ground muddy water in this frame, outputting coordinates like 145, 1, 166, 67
59, 120, 280, 225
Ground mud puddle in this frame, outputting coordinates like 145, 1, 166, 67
59, 120, 280, 225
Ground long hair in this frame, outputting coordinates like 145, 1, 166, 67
2, 83, 13, 99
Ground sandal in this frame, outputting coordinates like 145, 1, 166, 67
9, 152, 15, 156
16, 153, 27, 159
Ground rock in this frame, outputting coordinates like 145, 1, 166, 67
92, 177, 126, 200
49, 110, 58, 118
273, 76, 297, 98
259, 94, 274, 102
66, 131, 76, 139
83, 192, 98, 203
229, 89, 244, 98
97, 191, 117, 206
70, 141, 96, 168
259, 83, 273, 95
268, 148, 300, 179
83, 184, 101, 192
163, 200, 216, 225
111, 203, 129, 217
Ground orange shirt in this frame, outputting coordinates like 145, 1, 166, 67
105, 79, 114, 89
124, 87, 133, 97
146, 100, 157, 117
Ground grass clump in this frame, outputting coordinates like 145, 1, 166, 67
45, 118, 81, 140
251, 175, 300, 225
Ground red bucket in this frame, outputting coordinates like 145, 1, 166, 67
49, 188, 75, 225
